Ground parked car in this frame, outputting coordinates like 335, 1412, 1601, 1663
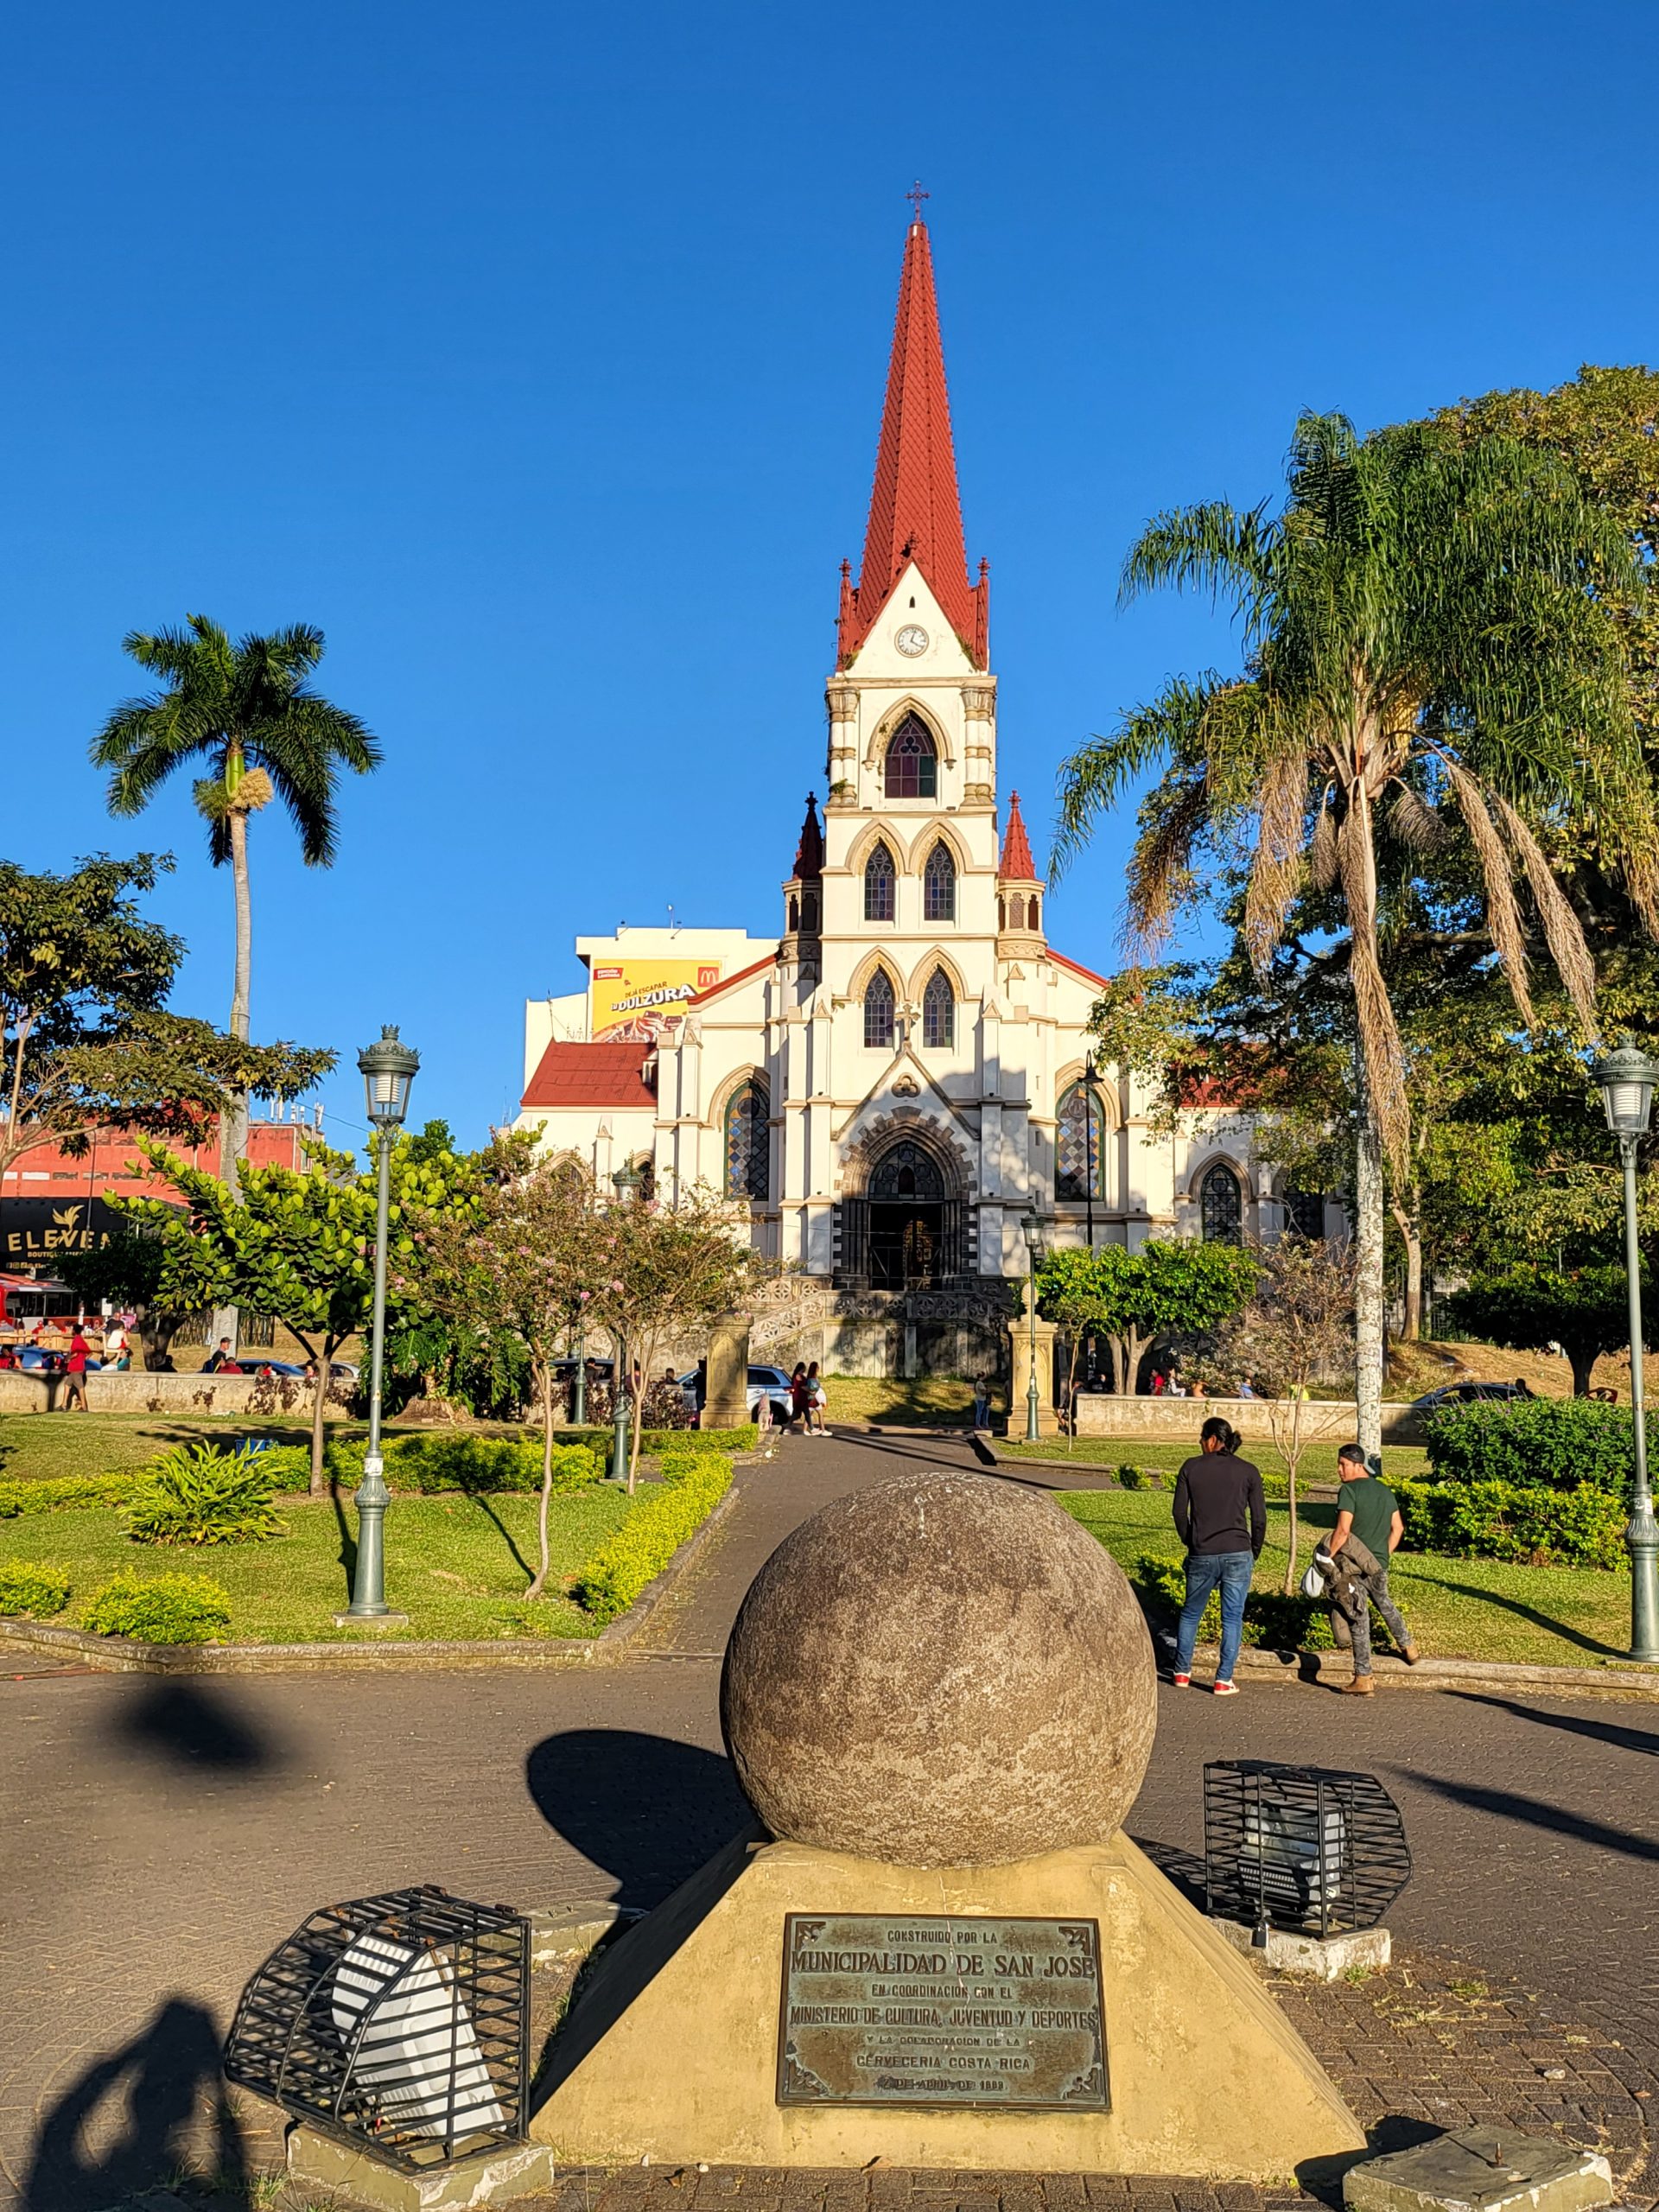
10, 1345, 102, 1371
245, 1358, 358, 1380
676, 1363, 796, 1425
1411, 1381, 1530, 1411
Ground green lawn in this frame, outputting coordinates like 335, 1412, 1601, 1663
0, 1487, 634, 1643
1003, 1436, 1432, 1488
823, 1376, 988, 1426
0, 1411, 346, 1486
1058, 1488, 1635, 1669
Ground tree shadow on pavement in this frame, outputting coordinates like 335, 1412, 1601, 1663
1450, 1690, 1659, 1758
1408, 1771, 1659, 1859
23, 1995, 245, 2212
110, 1678, 282, 1776
524, 1729, 753, 1909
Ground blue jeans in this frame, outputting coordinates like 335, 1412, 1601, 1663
1176, 1549, 1255, 1681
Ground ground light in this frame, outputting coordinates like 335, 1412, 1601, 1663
1591, 1035, 1659, 1663
1202, 1760, 1411, 1947
1021, 1209, 1044, 1441
224, 1885, 528, 2171
343, 1027, 419, 1622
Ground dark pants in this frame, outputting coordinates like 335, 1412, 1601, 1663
1176, 1549, 1255, 1680
1349, 1562, 1411, 1675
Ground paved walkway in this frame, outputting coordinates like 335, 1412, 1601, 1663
3, 1431, 1656, 2212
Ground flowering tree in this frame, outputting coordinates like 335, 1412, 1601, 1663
404, 1141, 598, 1597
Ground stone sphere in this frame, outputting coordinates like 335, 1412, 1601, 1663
719, 1469, 1157, 1867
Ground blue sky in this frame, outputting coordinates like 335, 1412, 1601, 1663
3, 1, 1655, 1153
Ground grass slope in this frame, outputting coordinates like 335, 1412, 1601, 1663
1058, 1488, 1634, 1670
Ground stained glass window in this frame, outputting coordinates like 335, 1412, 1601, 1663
923, 842, 956, 922
863, 969, 895, 1049
1057, 1083, 1106, 1200
1200, 1161, 1243, 1245
724, 1079, 769, 1200
885, 715, 938, 798
921, 967, 954, 1049
869, 1139, 944, 1201
864, 842, 896, 922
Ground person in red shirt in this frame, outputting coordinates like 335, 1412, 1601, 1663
63, 1329, 91, 1412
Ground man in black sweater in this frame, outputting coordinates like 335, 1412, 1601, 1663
1170, 1416, 1267, 1695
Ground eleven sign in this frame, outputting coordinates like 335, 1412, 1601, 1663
589, 961, 721, 1041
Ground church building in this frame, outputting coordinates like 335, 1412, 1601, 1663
514, 212, 1304, 1377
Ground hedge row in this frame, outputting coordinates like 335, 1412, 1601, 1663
0, 1559, 72, 1617
569, 1454, 734, 1623
1424, 1398, 1643, 1494
1129, 1553, 1334, 1651
257, 1434, 603, 1496
0, 1472, 143, 1518
0, 1559, 230, 1643
1396, 1477, 1627, 1569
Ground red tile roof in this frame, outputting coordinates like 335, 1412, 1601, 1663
521, 1041, 657, 1110
998, 791, 1038, 881
838, 219, 988, 668
1050, 949, 1111, 989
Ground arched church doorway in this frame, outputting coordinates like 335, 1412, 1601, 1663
868, 1139, 949, 1289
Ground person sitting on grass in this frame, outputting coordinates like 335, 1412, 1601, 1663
1319, 1442, 1420, 1694
1170, 1416, 1266, 1697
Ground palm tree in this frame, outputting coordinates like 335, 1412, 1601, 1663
1055, 412, 1655, 1460
92, 615, 379, 1179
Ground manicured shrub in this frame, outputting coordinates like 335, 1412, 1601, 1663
259, 1434, 602, 1496
656, 1447, 726, 1484
84, 1571, 232, 1644
1395, 1477, 1627, 1569
1128, 1552, 1332, 1651
0, 1472, 142, 1518
570, 1457, 734, 1624
123, 1442, 285, 1546
0, 1560, 71, 1618
1116, 1464, 1144, 1490
1424, 1397, 1642, 1494
253, 1445, 317, 1491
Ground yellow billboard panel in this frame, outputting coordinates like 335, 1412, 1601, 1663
589, 959, 721, 1041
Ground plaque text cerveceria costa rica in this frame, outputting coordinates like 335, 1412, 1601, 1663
777, 1913, 1108, 2111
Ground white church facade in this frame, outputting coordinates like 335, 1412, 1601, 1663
513, 213, 1319, 1377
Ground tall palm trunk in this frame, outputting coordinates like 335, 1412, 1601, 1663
213, 796, 253, 1357
1353, 1055, 1386, 1471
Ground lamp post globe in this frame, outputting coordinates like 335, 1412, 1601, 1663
1590, 1036, 1659, 1663
344, 1027, 420, 1622
1021, 1210, 1044, 1443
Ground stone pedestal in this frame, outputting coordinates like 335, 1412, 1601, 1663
703, 1314, 751, 1428
1344, 2128, 1613, 2212
1211, 1914, 1392, 1980
530, 1831, 1363, 2175
1007, 1311, 1060, 1436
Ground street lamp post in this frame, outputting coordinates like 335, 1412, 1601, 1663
1592, 1037, 1659, 1663
609, 1165, 644, 1484
1021, 1209, 1044, 1443
343, 1026, 419, 1621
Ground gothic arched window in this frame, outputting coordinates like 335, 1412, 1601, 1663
921, 967, 954, 1049
884, 715, 938, 799
864, 842, 896, 922
724, 1078, 769, 1201
863, 969, 896, 1049
801, 891, 819, 931
869, 1139, 944, 1201
923, 841, 957, 922
1057, 1082, 1107, 1201
1199, 1161, 1243, 1246
1008, 893, 1026, 931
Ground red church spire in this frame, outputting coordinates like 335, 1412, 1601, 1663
838, 209, 988, 668
999, 791, 1037, 881
792, 792, 823, 880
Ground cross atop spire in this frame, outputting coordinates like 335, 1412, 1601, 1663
906, 178, 930, 224
837, 212, 988, 669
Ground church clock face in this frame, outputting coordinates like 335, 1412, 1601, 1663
894, 623, 929, 657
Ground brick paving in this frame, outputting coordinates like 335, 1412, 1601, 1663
3, 1430, 1657, 2212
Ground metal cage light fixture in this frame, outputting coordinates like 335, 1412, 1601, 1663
224, 1885, 529, 2172
1592, 1037, 1659, 1141
1202, 1759, 1410, 1943
359, 1026, 421, 1130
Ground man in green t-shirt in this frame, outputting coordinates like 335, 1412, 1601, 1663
1326, 1443, 1420, 1694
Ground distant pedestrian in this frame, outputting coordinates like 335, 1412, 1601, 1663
63, 1328, 92, 1412
1236, 1376, 1256, 1400
1150, 1370, 1166, 1396
807, 1362, 828, 1435
203, 1337, 236, 1374
1321, 1443, 1419, 1693
971, 1375, 992, 1429
1170, 1416, 1266, 1696
789, 1362, 810, 1431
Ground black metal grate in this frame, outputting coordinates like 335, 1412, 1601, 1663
1203, 1760, 1411, 1938
224, 1885, 529, 2171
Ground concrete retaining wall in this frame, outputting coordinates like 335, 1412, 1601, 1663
0, 1369, 353, 1418
1071, 1393, 1426, 1446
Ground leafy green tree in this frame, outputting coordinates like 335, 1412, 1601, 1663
1056, 411, 1653, 1460
1031, 1246, 1127, 1448
1449, 1263, 1649, 1399
91, 616, 378, 1179
0, 852, 328, 1189
1037, 1239, 1256, 1399
118, 1135, 475, 1492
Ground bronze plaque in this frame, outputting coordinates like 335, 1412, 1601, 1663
777, 1913, 1108, 2111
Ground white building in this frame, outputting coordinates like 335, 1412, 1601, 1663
515, 213, 1319, 1377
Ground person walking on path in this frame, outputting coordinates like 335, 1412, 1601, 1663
788, 1363, 811, 1433
1171, 1416, 1266, 1695
806, 1362, 829, 1435
1322, 1442, 1420, 1693
62, 1328, 92, 1412
971, 1375, 992, 1430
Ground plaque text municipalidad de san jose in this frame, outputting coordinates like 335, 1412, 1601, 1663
777, 1913, 1108, 2110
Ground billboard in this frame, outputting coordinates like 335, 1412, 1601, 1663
0, 1196, 124, 1276
589, 960, 721, 1042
